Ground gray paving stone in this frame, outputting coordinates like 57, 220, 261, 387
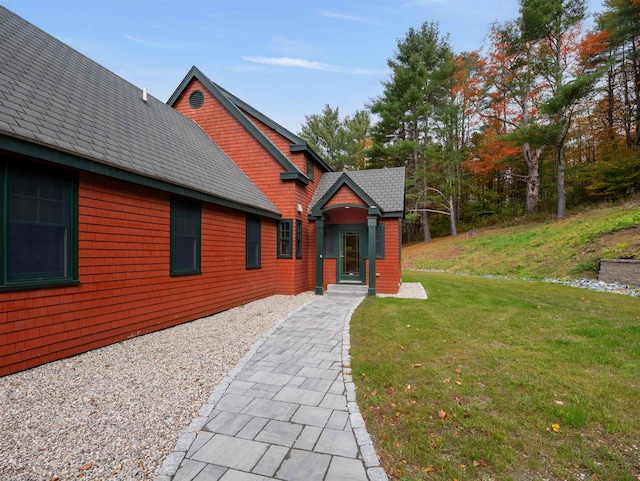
299, 377, 333, 393
252, 445, 289, 477
367, 466, 390, 481
157, 452, 184, 476
349, 412, 365, 428
293, 425, 322, 450
295, 357, 322, 367
186, 431, 214, 458
319, 393, 347, 411
314, 351, 341, 361
361, 443, 381, 468
254, 420, 302, 447
215, 394, 254, 414
325, 456, 368, 481
353, 426, 373, 446
314, 428, 358, 458
205, 411, 253, 436
298, 366, 340, 381
244, 388, 277, 400
290, 405, 332, 427
237, 416, 269, 440
329, 380, 345, 394
325, 410, 349, 430
173, 459, 207, 481
274, 387, 324, 406
192, 464, 227, 481
241, 398, 299, 422
191, 434, 269, 471
219, 470, 268, 481
271, 363, 302, 375
275, 449, 331, 481
247, 371, 294, 386
285, 376, 306, 388
252, 383, 283, 393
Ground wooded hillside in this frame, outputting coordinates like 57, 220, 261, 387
299, 0, 640, 241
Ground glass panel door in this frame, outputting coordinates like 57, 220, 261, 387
340, 231, 360, 280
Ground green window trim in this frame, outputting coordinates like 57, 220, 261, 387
170, 197, 201, 276
246, 214, 261, 269
1, 159, 79, 291
278, 219, 293, 258
296, 220, 302, 259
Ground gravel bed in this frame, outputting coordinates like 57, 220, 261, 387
413, 269, 640, 297
0, 292, 315, 481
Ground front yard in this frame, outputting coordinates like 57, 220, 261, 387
350, 271, 640, 481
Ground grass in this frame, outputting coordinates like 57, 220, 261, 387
350, 271, 640, 481
403, 202, 640, 279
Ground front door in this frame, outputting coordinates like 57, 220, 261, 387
339, 231, 364, 282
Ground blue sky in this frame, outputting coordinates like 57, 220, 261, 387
5, 1, 604, 133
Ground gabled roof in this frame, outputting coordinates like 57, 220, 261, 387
309, 167, 406, 218
0, 6, 280, 218
167, 67, 332, 182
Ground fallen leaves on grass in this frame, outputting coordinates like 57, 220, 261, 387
546, 423, 561, 433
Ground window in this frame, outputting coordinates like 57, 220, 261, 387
376, 223, 385, 259
306, 156, 314, 182
296, 220, 302, 259
246, 215, 261, 269
1, 160, 78, 289
278, 219, 292, 258
170, 197, 201, 275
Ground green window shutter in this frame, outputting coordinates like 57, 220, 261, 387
278, 219, 293, 258
296, 220, 302, 259
1, 159, 78, 290
246, 215, 261, 269
170, 197, 201, 276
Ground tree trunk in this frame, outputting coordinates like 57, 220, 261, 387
523, 142, 541, 215
422, 212, 432, 243
557, 144, 566, 219
449, 195, 457, 238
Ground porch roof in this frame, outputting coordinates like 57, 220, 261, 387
309, 167, 405, 216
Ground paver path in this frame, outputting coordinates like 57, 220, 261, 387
155, 294, 389, 481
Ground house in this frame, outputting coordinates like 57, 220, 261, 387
0, 6, 405, 376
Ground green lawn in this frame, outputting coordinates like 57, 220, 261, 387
350, 271, 640, 481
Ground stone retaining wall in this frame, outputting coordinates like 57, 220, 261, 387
599, 259, 640, 286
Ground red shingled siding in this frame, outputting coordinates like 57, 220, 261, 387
0, 172, 278, 376
326, 186, 367, 208
376, 218, 402, 294
172, 79, 321, 295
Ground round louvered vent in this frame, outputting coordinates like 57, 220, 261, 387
188, 90, 204, 109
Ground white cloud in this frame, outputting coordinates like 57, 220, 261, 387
242, 56, 344, 72
123, 34, 164, 48
316, 9, 378, 25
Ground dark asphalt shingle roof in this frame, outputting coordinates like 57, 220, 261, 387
0, 6, 279, 216
310, 167, 406, 214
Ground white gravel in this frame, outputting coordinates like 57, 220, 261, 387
0, 292, 315, 481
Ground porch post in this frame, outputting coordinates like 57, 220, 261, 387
315, 218, 324, 295
367, 215, 377, 296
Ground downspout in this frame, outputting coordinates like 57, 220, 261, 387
315, 218, 324, 295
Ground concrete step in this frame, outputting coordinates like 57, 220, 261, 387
325, 284, 368, 297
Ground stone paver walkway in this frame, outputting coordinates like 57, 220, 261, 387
155, 294, 389, 481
